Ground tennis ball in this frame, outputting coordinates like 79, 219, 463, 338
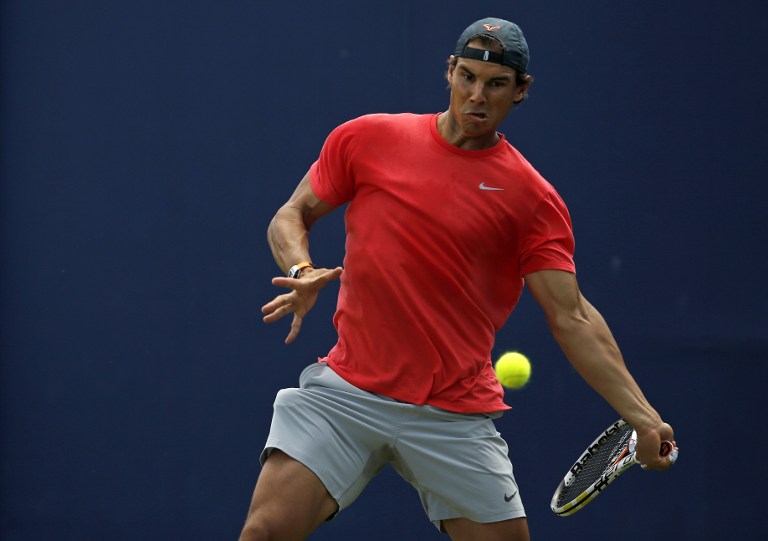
494, 351, 531, 389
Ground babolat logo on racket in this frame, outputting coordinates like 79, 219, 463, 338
570, 420, 623, 475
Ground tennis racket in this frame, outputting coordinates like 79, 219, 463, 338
550, 418, 678, 517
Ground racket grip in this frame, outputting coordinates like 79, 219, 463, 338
660, 440, 679, 464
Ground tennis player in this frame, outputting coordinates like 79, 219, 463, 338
239, 17, 676, 541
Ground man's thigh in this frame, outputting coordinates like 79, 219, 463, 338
239, 450, 338, 541
261, 363, 396, 510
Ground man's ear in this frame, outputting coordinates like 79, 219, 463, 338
513, 75, 534, 104
446, 56, 457, 85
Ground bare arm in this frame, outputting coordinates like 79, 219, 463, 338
267, 170, 337, 274
525, 269, 675, 470
262, 170, 343, 344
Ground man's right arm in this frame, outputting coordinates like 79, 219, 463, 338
267, 169, 338, 275
262, 169, 342, 344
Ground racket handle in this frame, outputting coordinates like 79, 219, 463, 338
659, 440, 679, 464
640, 440, 679, 469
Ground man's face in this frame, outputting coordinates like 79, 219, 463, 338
445, 42, 529, 147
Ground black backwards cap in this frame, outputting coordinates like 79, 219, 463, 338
454, 17, 529, 74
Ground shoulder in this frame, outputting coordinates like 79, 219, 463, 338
337, 112, 427, 134
325, 113, 430, 153
500, 140, 563, 196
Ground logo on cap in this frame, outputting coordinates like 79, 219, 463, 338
483, 24, 501, 31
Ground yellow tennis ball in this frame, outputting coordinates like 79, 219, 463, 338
495, 351, 531, 389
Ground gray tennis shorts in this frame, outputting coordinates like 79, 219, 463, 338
260, 362, 526, 529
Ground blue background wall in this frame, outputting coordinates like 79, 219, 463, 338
2, 1, 766, 539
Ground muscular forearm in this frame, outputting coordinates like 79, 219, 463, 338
549, 301, 662, 433
267, 205, 313, 275
267, 170, 337, 275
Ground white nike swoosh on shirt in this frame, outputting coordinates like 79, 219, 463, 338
479, 182, 504, 191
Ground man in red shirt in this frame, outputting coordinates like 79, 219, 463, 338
239, 17, 676, 541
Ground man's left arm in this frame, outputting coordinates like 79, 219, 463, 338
525, 269, 676, 470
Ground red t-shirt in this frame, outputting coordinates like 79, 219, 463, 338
309, 113, 575, 413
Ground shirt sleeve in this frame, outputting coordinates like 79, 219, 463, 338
309, 119, 359, 206
519, 189, 576, 276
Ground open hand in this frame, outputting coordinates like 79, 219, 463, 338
261, 266, 343, 344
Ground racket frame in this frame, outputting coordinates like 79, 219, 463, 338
550, 418, 639, 516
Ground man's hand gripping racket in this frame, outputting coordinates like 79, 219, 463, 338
550, 418, 678, 517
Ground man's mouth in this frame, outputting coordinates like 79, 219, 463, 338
466, 111, 488, 121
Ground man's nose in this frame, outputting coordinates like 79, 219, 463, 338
469, 82, 486, 103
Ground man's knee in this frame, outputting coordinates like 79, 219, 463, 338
239, 505, 332, 541
238, 519, 270, 541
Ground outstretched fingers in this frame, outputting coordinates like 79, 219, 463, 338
285, 313, 303, 344
261, 266, 344, 344
261, 293, 296, 323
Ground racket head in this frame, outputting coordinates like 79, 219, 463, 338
551, 418, 638, 516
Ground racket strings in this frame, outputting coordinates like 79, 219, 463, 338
555, 425, 634, 505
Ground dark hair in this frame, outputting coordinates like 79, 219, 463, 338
447, 34, 533, 105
